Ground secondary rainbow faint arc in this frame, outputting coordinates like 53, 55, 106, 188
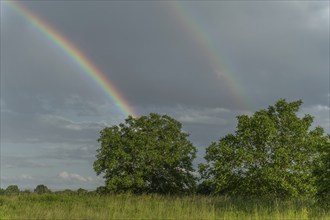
168, 2, 251, 110
7, 1, 137, 117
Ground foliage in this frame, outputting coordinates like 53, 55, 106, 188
34, 184, 51, 194
196, 181, 214, 195
4, 185, 20, 195
314, 135, 330, 207
77, 188, 88, 195
54, 189, 75, 195
0, 188, 4, 195
95, 186, 109, 195
94, 113, 197, 194
199, 99, 328, 199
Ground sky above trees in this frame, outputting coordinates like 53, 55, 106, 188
1, 1, 329, 190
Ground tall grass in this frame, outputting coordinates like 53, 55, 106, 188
0, 194, 329, 219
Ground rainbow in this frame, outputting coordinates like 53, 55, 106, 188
6, 1, 137, 117
168, 2, 251, 110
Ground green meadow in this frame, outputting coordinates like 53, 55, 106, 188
1, 193, 329, 219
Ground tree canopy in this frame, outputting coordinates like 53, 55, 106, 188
4, 185, 20, 195
34, 184, 51, 194
314, 135, 330, 206
93, 113, 197, 194
199, 99, 328, 199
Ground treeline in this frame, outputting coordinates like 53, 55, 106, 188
2, 99, 330, 208
0, 184, 107, 195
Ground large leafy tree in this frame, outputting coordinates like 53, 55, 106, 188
199, 99, 328, 199
94, 113, 197, 194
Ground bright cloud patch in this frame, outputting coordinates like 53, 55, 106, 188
58, 171, 93, 182
19, 174, 34, 180
301, 104, 330, 133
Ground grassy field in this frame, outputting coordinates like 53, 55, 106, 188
0, 194, 329, 219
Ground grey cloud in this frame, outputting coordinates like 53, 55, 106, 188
1, 111, 109, 144
180, 1, 329, 108
58, 171, 93, 183
2, 156, 50, 169
137, 105, 252, 154
40, 145, 98, 162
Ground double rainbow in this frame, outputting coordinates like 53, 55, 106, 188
6, 1, 250, 117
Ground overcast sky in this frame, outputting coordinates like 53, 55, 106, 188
1, 1, 329, 190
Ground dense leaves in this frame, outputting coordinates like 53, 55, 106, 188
4, 185, 20, 195
314, 135, 330, 206
199, 99, 328, 199
77, 188, 88, 195
93, 113, 197, 194
34, 184, 51, 194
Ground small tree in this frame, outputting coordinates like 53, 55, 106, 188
34, 184, 51, 194
94, 113, 197, 194
77, 188, 88, 195
4, 185, 20, 195
61, 189, 74, 195
0, 188, 5, 195
199, 99, 328, 199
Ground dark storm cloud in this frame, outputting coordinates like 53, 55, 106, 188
4, 1, 245, 109
2, 1, 328, 111
192, 1, 329, 107
1, 20, 101, 116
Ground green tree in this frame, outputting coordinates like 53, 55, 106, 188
61, 189, 74, 195
34, 184, 51, 194
314, 135, 330, 207
0, 188, 5, 195
77, 188, 88, 195
4, 185, 20, 195
199, 99, 328, 199
94, 113, 197, 194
